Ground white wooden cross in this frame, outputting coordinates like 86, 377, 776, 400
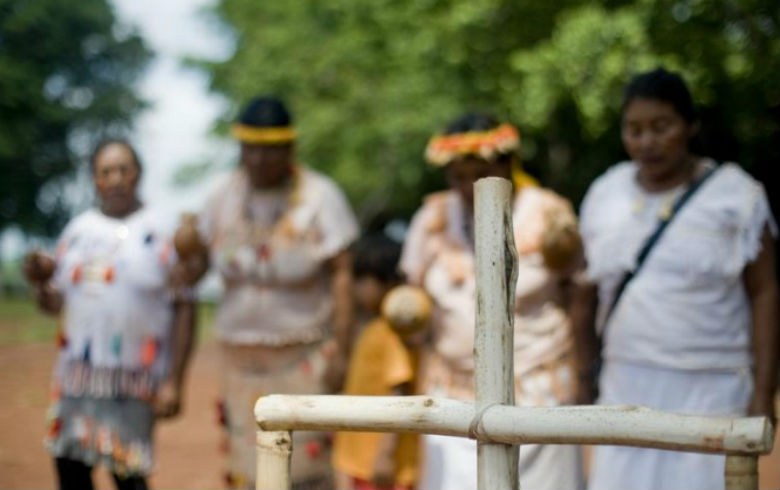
254, 177, 774, 490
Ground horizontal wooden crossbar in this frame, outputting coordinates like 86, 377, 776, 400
255, 395, 774, 455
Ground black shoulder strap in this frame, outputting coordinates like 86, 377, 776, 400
601, 163, 720, 331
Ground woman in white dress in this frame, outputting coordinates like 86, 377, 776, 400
571, 67, 779, 490
25, 139, 203, 490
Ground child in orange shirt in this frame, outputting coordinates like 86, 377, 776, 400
333, 234, 431, 490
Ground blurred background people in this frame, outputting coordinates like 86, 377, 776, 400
571, 67, 778, 490
23, 139, 204, 490
200, 95, 359, 490
400, 112, 585, 490
332, 233, 430, 490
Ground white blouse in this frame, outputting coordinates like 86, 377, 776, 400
579, 159, 777, 370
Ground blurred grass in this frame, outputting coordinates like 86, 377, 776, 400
0, 297, 217, 347
0, 297, 58, 345
196, 300, 217, 342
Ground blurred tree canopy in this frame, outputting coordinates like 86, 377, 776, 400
200, 0, 778, 229
0, 0, 150, 237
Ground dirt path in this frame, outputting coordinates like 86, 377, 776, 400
0, 342, 223, 490
1, 341, 778, 489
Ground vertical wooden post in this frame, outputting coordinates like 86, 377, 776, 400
474, 177, 519, 490
256, 430, 292, 490
724, 455, 758, 490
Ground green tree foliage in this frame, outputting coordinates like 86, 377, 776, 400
508, 1, 779, 203
199, 0, 778, 227
0, 0, 151, 236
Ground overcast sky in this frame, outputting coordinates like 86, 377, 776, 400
1, 0, 235, 262
111, 0, 234, 217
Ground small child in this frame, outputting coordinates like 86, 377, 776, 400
332, 233, 431, 490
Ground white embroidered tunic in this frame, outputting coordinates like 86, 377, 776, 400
202, 166, 359, 346
52, 206, 176, 399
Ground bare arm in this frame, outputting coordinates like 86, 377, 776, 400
156, 225, 209, 418
154, 297, 198, 419
569, 267, 601, 405
330, 249, 354, 355
323, 249, 354, 393
743, 226, 779, 425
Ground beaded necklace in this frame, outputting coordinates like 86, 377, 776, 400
241, 165, 303, 275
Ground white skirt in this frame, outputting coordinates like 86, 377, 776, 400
587, 360, 752, 490
419, 433, 584, 490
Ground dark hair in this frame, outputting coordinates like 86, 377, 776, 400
89, 138, 142, 174
621, 67, 697, 123
351, 233, 403, 284
443, 111, 500, 135
238, 95, 292, 127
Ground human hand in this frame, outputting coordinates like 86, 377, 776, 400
154, 378, 183, 419
173, 213, 206, 259
169, 252, 209, 291
23, 251, 55, 285
171, 212, 209, 288
34, 283, 63, 314
747, 391, 777, 428
24, 251, 61, 313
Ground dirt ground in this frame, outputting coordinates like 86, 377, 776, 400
1, 340, 778, 490
0, 341, 223, 490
